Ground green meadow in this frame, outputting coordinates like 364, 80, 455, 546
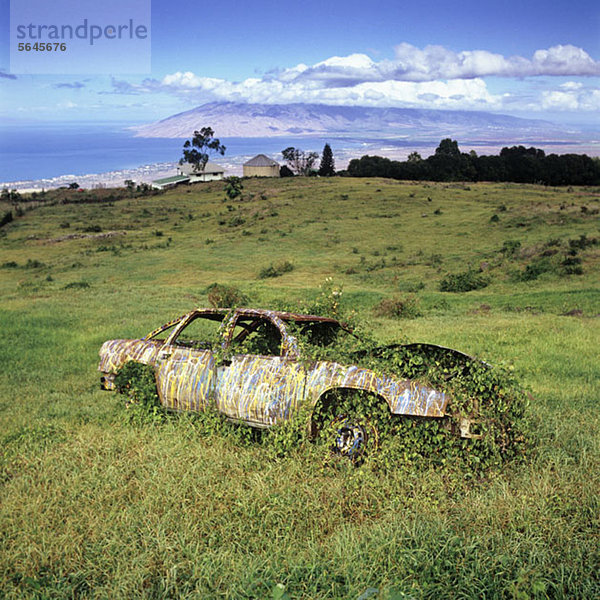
0, 178, 599, 599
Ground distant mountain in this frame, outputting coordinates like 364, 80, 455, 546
133, 101, 580, 142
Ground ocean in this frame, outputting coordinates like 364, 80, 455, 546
4, 121, 595, 189
0, 122, 403, 185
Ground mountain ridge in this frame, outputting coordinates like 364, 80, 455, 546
133, 101, 580, 142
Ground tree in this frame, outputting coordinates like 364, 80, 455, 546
435, 138, 461, 157
500, 146, 545, 183
281, 147, 319, 176
347, 155, 394, 178
181, 127, 226, 173
428, 138, 463, 181
223, 176, 243, 200
318, 143, 335, 176
407, 151, 422, 163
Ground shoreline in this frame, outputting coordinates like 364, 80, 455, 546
2, 140, 599, 192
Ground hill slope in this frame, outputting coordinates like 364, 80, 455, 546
133, 101, 577, 142
0, 178, 599, 598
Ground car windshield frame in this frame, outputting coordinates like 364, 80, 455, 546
142, 309, 357, 358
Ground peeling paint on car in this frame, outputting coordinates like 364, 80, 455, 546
99, 307, 452, 431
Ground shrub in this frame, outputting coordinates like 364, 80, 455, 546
561, 256, 583, 275
227, 215, 245, 228
24, 259, 45, 269
569, 234, 598, 251
373, 295, 422, 319
114, 362, 164, 424
301, 278, 344, 318
205, 283, 249, 308
0, 211, 13, 228
1, 261, 18, 269
63, 281, 90, 289
519, 258, 555, 281
223, 176, 243, 200
439, 270, 489, 292
501, 240, 521, 257
258, 260, 294, 279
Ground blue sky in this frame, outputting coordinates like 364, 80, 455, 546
1, 0, 599, 126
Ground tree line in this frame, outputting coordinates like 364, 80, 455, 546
347, 138, 600, 186
280, 143, 335, 177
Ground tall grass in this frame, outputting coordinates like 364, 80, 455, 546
0, 179, 598, 598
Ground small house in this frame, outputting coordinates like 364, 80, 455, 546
152, 174, 190, 190
178, 161, 226, 182
243, 154, 280, 178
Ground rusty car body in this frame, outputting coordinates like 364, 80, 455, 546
99, 308, 478, 453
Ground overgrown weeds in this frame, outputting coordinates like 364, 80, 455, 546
439, 270, 489, 292
258, 260, 295, 279
205, 283, 249, 308
113, 282, 530, 475
373, 294, 422, 319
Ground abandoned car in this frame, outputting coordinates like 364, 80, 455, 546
99, 308, 481, 456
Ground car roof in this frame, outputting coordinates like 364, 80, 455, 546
191, 307, 343, 325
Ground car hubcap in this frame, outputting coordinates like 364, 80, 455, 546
333, 418, 368, 458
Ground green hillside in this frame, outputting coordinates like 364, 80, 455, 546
1, 178, 599, 598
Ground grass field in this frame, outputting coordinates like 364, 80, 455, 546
0, 177, 599, 599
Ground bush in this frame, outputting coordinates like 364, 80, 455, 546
500, 239, 521, 258
205, 283, 249, 308
373, 295, 422, 319
227, 215, 245, 228
63, 281, 90, 289
0, 211, 13, 228
258, 260, 294, 279
300, 278, 344, 318
24, 259, 46, 269
569, 234, 598, 251
223, 176, 243, 200
439, 270, 489, 292
561, 256, 583, 275
114, 361, 164, 424
518, 258, 555, 281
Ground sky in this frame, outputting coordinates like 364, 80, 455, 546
0, 0, 599, 127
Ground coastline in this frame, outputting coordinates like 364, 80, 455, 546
2, 139, 599, 192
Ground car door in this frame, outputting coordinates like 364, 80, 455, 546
214, 314, 306, 426
155, 312, 224, 412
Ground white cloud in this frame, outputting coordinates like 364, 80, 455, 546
280, 44, 600, 84
560, 81, 584, 90
541, 87, 600, 111
531, 45, 600, 76
111, 43, 600, 113
155, 70, 501, 109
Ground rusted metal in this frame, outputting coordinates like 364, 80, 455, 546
99, 307, 456, 432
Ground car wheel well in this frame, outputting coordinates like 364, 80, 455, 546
310, 387, 390, 437
310, 388, 392, 462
